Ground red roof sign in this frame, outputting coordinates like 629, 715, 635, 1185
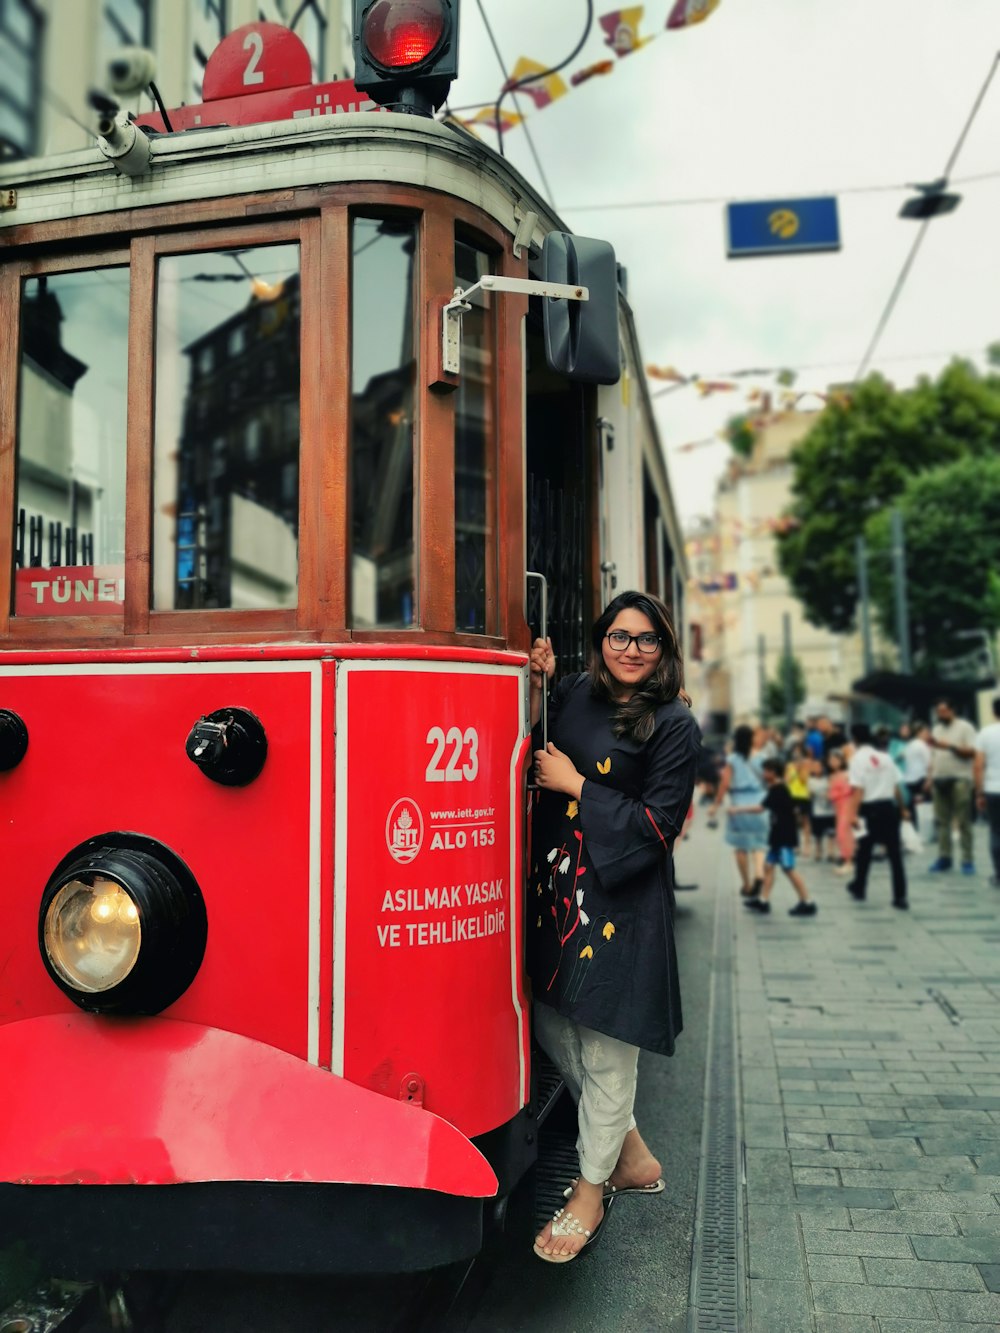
135, 22, 381, 134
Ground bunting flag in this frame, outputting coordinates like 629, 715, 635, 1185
464, 107, 523, 135
672, 436, 722, 452
697, 573, 739, 593
695, 379, 738, 396
503, 56, 568, 110
455, 2, 722, 137
646, 363, 687, 382
666, 0, 721, 28
599, 6, 655, 56
570, 59, 615, 87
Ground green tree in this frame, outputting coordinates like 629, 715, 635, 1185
763, 652, 806, 722
726, 413, 755, 458
777, 362, 1000, 632
865, 454, 1000, 662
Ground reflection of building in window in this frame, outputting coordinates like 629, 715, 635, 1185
175, 275, 300, 609
16, 279, 96, 569
0, 0, 43, 159
454, 242, 494, 635
350, 362, 416, 626
350, 219, 416, 629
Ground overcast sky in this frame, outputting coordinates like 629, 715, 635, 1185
448, 0, 1000, 524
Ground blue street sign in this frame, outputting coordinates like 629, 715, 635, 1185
726, 196, 841, 257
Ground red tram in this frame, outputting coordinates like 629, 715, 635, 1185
0, 5, 686, 1276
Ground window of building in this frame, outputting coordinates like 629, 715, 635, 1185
0, 0, 42, 159
349, 217, 417, 629
259, 0, 328, 80
102, 0, 152, 55
453, 240, 496, 635
153, 243, 300, 611
191, 0, 226, 100
13, 267, 130, 619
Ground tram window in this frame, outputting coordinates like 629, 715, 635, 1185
152, 244, 300, 612
12, 269, 130, 620
454, 241, 497, 635
349, 217, 417, 629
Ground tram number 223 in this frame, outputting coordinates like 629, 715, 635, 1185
425, 726, 479, 783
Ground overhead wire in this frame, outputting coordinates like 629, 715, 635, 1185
854, 51, 1000, 381
559, 168, 1000, 213
489, 0, 594, 160
474, 0, 556, 203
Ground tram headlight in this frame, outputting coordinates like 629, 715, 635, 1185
43, 875, 142, 993
39, 836, 207, 1016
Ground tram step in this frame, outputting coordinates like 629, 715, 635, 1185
0, 1280, 92, 1332
531, 1049, 564, 1125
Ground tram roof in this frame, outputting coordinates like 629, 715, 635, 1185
0, 110, 687, 586
0, 112, 562, 249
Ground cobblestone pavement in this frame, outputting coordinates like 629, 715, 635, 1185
727, 823, 1000, 1331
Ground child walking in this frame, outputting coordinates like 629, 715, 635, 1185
826, 749, 855, 875
807, 757, 837, 863
728, 758, 818, 917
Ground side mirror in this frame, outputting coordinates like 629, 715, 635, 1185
542, 233, 620, 385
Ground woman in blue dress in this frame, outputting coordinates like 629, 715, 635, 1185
708, 724, 769, 896
527, 591, 699, 1263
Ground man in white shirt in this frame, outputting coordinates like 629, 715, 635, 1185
928, 698, 978, 874
901, 722, 931, 831
975, 698, 1000, 888
846, 723, 909, 909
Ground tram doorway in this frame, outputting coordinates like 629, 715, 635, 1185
524, 319, 598, 676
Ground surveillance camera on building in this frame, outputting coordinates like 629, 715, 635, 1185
108, 47, 157, 97
97, 111, 152, 177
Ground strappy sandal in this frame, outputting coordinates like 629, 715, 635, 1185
532, 1205, 607, 1264
562, 1175, 664, 1199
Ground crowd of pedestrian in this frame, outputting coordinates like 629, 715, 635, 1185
700, 696, 1000, 918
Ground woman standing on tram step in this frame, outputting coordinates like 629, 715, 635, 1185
707, 724, 769, 897
527, 590, 699, 1264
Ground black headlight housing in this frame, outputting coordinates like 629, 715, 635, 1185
39, 833, 208, 1016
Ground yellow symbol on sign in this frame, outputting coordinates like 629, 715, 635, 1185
768, 209, 800, 240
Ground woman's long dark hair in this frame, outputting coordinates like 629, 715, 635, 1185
587, 590, 685, 742
733, 724, 754, 759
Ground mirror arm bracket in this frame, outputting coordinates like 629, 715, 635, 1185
441, 276, 589, 378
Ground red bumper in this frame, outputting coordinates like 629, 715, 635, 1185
0, 1014, 497, 1197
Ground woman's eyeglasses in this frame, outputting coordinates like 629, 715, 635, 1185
605, 630, 662, 654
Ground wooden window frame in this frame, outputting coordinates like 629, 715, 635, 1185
0, 183, 528, 653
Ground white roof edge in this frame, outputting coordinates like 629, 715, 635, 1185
618, 297, 688, 581
0, 112, 570, 243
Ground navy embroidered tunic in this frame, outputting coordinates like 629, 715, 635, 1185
528, 673, 700, 1056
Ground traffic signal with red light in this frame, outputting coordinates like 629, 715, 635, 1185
352, 0, 459, 114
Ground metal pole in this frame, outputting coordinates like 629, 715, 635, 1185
758, 633, 767, 721
526, 571, 549, 747
891, 507, 912, 674
856, 535, 874, 675
782, 612, 794, 733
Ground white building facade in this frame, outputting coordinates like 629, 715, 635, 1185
2, 0, 348, 160
688, 410, 870, 726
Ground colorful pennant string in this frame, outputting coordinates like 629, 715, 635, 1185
454, 1, 723, 137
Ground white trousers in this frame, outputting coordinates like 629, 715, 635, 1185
533, 1002, 640, 1185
